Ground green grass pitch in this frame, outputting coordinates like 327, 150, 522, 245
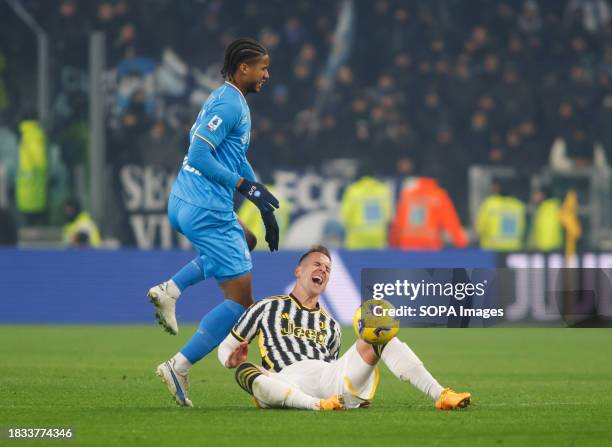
1, 326, 611, 446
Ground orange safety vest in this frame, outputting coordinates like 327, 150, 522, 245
390, 178, 468, 250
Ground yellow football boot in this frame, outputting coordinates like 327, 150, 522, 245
319, 394, 345, 411
435, 388, 471, 410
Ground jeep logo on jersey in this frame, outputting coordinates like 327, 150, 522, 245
207, 115, 223, 131
280, 318, 327, 346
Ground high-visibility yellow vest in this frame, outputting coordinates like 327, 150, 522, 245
341, 176, 392, 249
63, 211, 102, 247
528, 198, 563, 252
16, 120, 47, 213
237, 186, 291, 251
476, 195, 526, 251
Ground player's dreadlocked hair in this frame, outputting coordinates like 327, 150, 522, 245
221, 38, 268, 81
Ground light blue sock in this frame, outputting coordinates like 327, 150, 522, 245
171, 257, 204, 292
180, 299, 246, 364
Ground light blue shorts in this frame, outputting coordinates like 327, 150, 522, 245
168, 194, 252, 282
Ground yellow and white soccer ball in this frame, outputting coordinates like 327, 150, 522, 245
353, 299, 400, 345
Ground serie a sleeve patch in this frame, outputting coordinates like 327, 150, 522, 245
207, 115, 223, 131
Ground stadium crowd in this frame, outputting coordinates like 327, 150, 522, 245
0, 0, 611, 244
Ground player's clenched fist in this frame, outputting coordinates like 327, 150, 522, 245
237, 179, 280, 214
225, 341, 249, 368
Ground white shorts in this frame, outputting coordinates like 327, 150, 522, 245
272, 343, 379, 409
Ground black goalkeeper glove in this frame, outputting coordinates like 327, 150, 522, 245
261, 211, 280, 251
237, 179, 280, 214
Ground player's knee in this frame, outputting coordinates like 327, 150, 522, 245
235, 362, 262, 395
220, 274, 254, 307
231, 295, 253, 308
356, 340, 379, 366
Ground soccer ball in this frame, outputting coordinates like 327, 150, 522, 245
353, 299, 400, 345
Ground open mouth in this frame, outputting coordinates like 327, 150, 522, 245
312, 275, 323, 285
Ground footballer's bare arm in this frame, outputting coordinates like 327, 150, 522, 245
218, 333, 248, 368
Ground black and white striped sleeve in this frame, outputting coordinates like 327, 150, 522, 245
231, 299, 269, 343
329, 321, 342, 360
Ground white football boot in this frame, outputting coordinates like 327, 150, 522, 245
148, 282, 178, 335
156, 360, 193, 407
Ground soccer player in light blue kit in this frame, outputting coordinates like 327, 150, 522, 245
150, 38, 280, 407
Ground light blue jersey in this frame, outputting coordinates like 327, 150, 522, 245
171, 81, 251, 211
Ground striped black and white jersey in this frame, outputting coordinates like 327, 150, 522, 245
231, 294, 342, 372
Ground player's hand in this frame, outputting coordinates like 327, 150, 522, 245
225, 341, 248, 368
237, 179, 280, 214
261, 211, 279, 252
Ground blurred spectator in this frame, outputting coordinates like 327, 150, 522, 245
55, 115, 89, 176
16, 118, 47, 223
549, 96, 597, 169
564, 0, 610, 34
415, 90, 449, 143
518, 0, 543, 35
136, 120, 182, 168
549, 134, 595, 170
94, 1, 117, 35
46, 0, 90, 67
116, 53, 156, 118
448, 58, 478, 120
495, 64, 534, 129
527, 186, 563, 251
340, 175, 392, 249
62, 198, 101, 248
476, 180, 526, 251
389, 176, 468, 251
465, 111, 491, 163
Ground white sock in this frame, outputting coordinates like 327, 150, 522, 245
166, 280, 181, 299
345, 345, 377, 397
171, 352, 192, 375
252, 375, 320, 410
381, 338, 444, 400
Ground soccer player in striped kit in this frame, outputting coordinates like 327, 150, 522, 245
218, 246, 472, 411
